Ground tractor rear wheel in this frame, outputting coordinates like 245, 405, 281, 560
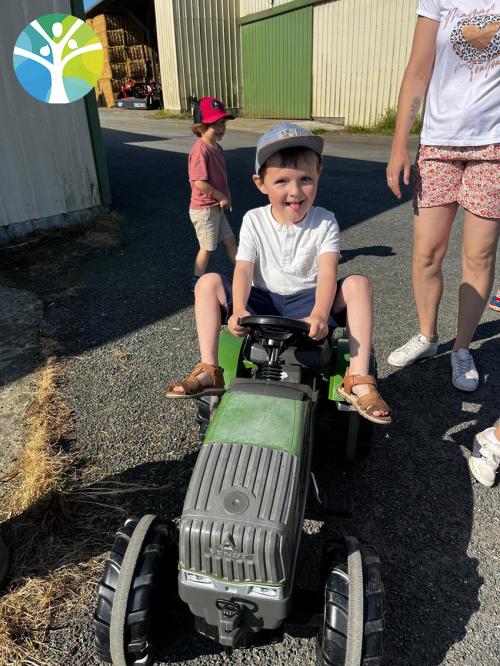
195, 395, 220, 444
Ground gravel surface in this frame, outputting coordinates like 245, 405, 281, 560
2, 110, 498, 665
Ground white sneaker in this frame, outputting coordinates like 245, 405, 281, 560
451, 348, 479, 392
469, 427, 500, 487
387, 334, 439, 367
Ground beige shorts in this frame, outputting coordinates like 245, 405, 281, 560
189, 206, 234, 251
413, 144, 500, 219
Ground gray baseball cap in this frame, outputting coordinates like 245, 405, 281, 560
255, 122, 324, 173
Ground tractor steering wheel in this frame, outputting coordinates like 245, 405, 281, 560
239, 315, 310, 342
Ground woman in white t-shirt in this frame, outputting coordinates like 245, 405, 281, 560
386, 0, 499, 393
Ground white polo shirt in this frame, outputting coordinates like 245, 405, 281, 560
236, 204, 341, 296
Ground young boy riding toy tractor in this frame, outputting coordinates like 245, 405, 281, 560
94, 125, 389, 666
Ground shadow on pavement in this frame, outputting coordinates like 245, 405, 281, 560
341, 245, 396, 263
354, 322, 498, 664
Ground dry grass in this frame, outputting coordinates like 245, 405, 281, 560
0, 353, 81, 665
0, 560, 103, 666
1, 356, 71, 521
0, 351, 169, 664
0, 212, 132, 664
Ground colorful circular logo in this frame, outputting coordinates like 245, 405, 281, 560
13, 13, 103, 104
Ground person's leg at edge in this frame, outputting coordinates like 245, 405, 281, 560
412, 203, 458, 338
172, 273, 226, 394
469, 421, 500, 487
332, 275, 388, 418
454, 210, 499, 351
222, 236, 237, 263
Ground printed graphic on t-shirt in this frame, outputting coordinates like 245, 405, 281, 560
445, 5, 499, 77
451, 14, 499, 62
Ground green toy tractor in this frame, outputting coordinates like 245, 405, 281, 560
94, 316, 384, 665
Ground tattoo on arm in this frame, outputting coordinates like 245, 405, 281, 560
409, 96, 421, 124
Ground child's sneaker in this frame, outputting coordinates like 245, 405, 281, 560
468, 427, 500, 487
387, 334, 439, 367
451, 348, 479, 392
488, 289, 500, 312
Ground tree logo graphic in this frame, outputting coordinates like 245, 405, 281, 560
13, 14, 103, 104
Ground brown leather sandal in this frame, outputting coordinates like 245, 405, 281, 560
165, 362, 225, 399
337, 367, 392, 425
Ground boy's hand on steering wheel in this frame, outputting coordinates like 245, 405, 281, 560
303, 314, 328, 341
228, 310, 251, 336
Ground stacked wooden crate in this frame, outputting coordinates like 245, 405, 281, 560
87, 14, 153, 107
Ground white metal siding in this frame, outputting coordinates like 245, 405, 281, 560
240, 0, 291, 17
312, 0, 418, 126
156, 0, 241, 111
154, 0, 182, 110
1, 0, 101, 227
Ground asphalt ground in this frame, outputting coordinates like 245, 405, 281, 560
1, 109, 498, 665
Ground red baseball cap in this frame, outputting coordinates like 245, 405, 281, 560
193, 97, 234, 124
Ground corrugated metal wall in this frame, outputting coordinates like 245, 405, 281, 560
240, 0, 291, 17
241, 7, 312, 118
155, 0, 241, 112
1, 0, 101, 229
312, 0, 418, 126
154, 0, 182, 110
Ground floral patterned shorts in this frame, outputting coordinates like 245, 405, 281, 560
413, 144, 500, 219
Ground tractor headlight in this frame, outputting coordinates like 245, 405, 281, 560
184, 572, 214, 585
249, 585, 280, 598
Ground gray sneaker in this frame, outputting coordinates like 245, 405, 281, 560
387, 334, 439, 367
451, 348, 479, 392
469, 427, 500, 487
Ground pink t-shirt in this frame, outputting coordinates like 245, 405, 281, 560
188, 138, 230, 210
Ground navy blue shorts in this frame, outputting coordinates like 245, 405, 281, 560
219, 275, 346, 327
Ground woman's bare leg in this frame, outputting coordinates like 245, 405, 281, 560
412, 204, 458, 338
454, 211, 499, 351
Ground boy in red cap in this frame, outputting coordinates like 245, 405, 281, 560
188, 97, 237, 286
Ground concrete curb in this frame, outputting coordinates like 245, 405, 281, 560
97, 108, 343, 135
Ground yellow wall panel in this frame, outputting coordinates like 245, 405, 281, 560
155, 0, 240, 112
154, 0, 182, 110
312, 0, 418, 126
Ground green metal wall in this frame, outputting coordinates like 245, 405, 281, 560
241, 7, 312, 119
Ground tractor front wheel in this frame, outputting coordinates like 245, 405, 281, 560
94, 515, 177, 666
316, 539, 384, 666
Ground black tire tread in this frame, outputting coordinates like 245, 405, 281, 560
94, 518, 177, 665
316, 544, 384, 666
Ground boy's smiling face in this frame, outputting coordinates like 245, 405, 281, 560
253, 151, 321, 225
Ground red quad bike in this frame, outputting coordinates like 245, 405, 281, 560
116, 80, 162, 110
